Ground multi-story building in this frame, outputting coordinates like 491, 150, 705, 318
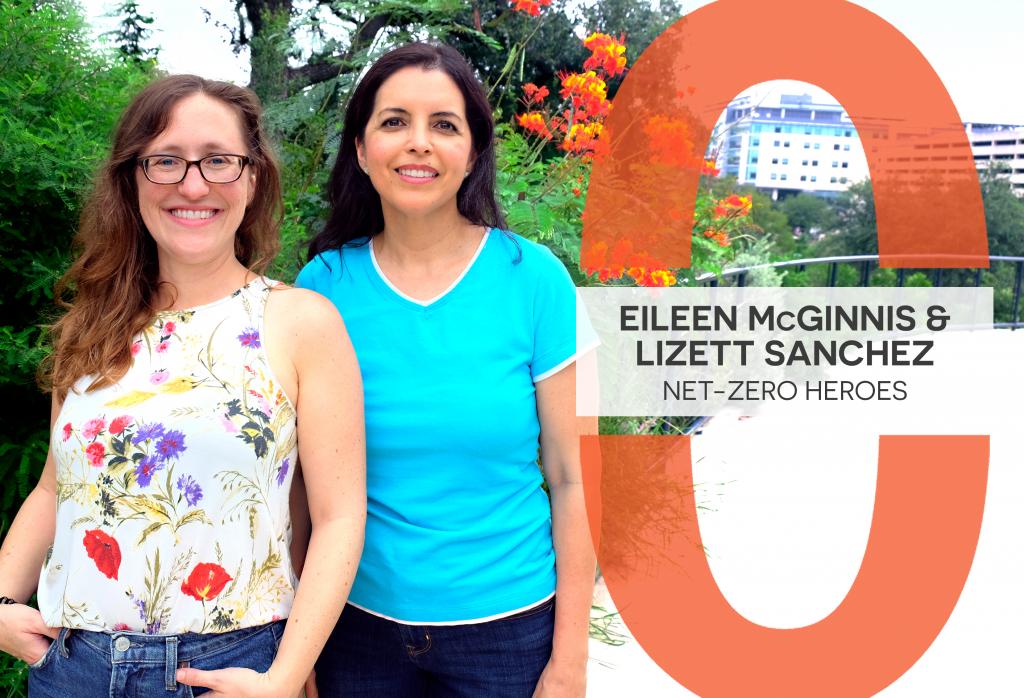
715, 95, 1024, 198
713, 93, 871, 199
966, 123, 1024, 195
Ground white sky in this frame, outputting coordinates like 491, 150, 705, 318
81, 0, 1024, 124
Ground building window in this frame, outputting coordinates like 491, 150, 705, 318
834, 144, 841, 150
800, 175, 807, 182
781, 174, 788, 181
782, 158, 789, 165
844, 144, 851, 151
814, 143, 821, 149
804, 128, 812, 135
771, 173, 778, 180
844, 130, 852, 137
832, 161, 839, 167
812, 160, 818, 166
771, 158, 779, 164
842, 162, 848, 168
752, 137, 760, 146
784, 141, 790, 148
840, 176, 848, 183
830, 176, 838, 183
750, 157, 759, 164
774, 126, 782, 133
748, 170, 757, 179
802, 160, 808, 166
804, 142, 811, 149
774, 140, 781, 146
810, 176, 817, 182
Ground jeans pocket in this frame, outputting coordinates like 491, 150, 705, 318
27, 634, 58, 671
186, 624, 280, 697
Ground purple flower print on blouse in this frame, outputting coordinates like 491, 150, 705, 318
155, 430, 186, 460
176, 474, 203, 507
134, 456, 164, 487
132, 422, 166, 445
237, 328, 261, 348
276, 458, 290, 487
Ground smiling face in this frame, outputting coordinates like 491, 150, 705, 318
135, 93, 255, 268
356, 67, 475, 223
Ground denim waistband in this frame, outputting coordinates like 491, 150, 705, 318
69, 620, 282, 693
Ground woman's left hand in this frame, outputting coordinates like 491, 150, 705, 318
532, 657, 587, 698
176, 666, 297, 697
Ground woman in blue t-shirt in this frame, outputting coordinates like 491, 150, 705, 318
296, 43, 595, 697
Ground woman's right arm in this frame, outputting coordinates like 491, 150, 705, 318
0, 396, 61, 663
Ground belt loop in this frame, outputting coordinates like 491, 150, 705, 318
165, 635, 179, 691
58, 628, 71, 658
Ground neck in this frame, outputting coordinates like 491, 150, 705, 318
155, 253, 252, 310
376, 207, 483, 268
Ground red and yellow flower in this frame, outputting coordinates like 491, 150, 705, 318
181, 562, 233, 602
582, 33, 627, 78
516, 111, 553, 139
510, 0, 551, 16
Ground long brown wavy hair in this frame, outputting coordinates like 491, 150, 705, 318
41, 75, 282, 400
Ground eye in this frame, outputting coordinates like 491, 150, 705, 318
382, 117, 404, 128
435, 120, 458, 132
149, 157, 180, 170
204, 155, 232, 169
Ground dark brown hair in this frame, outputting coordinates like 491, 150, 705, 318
308, 42, 505, 259
42, 74, 282, 399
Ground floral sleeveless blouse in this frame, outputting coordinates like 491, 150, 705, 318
39, 279, 298, 634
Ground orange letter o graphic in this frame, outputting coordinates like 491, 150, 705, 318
581, 1, 990, 695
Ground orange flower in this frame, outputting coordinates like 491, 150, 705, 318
643, 115, 701, 169
516, 112, 553, 139
648, 270, 677, 286
712, 194, 752, 219
715, 231, 731, 247
701, 159, 720, 177
562, 121, 603, 154
510, 0, 551, 15
583, 33, 628, 78
559, 71, 611, 119
522, 83, 549, 104
572, 187, 582, 197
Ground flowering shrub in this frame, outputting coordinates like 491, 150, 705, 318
501, 9, 755, 287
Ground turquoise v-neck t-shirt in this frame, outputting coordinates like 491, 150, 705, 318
296, 230, 587, 622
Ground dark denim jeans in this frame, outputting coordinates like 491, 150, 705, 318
315, 598, 555, 697
27, 620, 285, 697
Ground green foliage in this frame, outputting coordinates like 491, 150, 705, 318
0, 0, 151, 526
106, 0, 159, 65
779, 192, 837, 235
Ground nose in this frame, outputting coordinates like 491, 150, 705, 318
406, 122, 432, 154
178, 162, 211, 198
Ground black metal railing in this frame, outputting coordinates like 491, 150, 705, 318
696, 255, 1024, 328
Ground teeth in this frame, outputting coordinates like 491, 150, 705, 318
170, 209, 216, 220
397, 169, 437, 178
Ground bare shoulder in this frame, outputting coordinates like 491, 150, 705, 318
266, 285, 345, 335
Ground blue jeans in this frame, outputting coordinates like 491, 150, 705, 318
315, 597, 555, 697
27, 620, 285, 697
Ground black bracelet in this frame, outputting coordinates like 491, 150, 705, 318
0, 597, 18, 605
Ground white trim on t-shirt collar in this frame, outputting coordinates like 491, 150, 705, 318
369, 229, 490, 307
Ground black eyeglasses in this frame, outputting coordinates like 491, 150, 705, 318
138, 154, 251, 184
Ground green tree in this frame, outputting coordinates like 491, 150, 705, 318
978, 164, 1024, 256
107, 0, 159, 64
779, 192, 837, 235
813, 179, 876, 256
0, 0, 151, 524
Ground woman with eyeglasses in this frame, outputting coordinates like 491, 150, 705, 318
296, 43, 596, 697
0, 74, 365, 697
